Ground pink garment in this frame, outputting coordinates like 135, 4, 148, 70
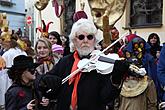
52, 44, 64, 54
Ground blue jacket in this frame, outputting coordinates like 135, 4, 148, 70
157, 43, 165, 101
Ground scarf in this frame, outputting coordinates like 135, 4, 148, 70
69, 51, 82, 110
37, 56, 53, 64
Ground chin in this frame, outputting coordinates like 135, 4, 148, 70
77, 47, 94, 57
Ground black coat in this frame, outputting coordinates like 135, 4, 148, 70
47, 53, 121, 110
5, 83, 33, 110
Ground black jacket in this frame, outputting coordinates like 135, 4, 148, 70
5, 83, 33, 110
46, 53, 121, 110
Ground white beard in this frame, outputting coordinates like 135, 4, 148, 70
76, 46, 94, 57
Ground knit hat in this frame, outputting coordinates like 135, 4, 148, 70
52, 44, 64, 54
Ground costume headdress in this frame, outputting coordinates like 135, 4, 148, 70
0, 26, 12, 42
73, 1, 88, 22
73, 11, 88, 22
34, 0, 49, 11
36, 20, 53, 38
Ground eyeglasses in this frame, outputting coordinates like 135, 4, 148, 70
27, 68, 36, 75
76, 34, 94, 40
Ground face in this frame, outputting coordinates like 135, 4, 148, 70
36, 41, 50, 58
89, 0, 107, 29
49, 35, 57, 44
22, 68, 36, 84
111, 28, 119, 40
88, 0, 127, 29
73, 32, 96, 57
133, 40, 144, 59
127, 38, 145, 66
1, 41, 10, 50
149, 36, 158, 45
60, 36, 67, 45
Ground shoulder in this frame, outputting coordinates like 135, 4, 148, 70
6, 84, 21, 97
144, 53, 154, 61
59, 53, 74, 63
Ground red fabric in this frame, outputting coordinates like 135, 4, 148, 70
125, 34, 137, 43
73, 11, 88, 22
69, 51, 82, 110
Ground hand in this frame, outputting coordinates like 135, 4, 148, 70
111, 60, 129, 84
40, 97, 49, 106
39, 74, 62, 99
128, 65, 146, 78
27, 99, 35, 110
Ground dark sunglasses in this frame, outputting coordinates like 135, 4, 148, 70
77, 34, 94, 40
27, 68, 36, 75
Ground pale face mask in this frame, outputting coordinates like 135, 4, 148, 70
88, 0, 127, 30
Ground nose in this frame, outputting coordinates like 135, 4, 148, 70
83, 36, 88, 42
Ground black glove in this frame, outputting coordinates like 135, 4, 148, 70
38, 74, 62, 99
111, 60, 130, 84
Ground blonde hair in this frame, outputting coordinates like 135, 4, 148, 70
34, 37, 52, 56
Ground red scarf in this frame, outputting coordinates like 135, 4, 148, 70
69, 51, 82, 110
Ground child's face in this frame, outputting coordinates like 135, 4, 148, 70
53, 52, 63, 58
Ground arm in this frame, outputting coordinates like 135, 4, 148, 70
5, 91, 18, 110
100, 60, 129, 103
157, 44, 165, 87
146, 79, 157, 110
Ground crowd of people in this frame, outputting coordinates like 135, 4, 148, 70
0, 17, 164, 110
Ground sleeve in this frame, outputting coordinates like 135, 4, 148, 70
157, 45, 165, 87
20, 107, 28, 110
5, 91, 18, 110
99, 74, 121, 104
146, 80, 157, 110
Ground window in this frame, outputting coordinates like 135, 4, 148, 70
129, 0, 163, 28
0, 0, 11, 2
0, 0, 14, 7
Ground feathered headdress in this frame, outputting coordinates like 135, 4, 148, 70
36, 20, 53, 38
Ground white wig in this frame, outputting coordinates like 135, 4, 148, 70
69, 18, 99, 42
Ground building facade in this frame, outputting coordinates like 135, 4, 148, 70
0, 0, 26, 32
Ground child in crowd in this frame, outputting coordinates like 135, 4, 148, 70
52, 44, 64, 65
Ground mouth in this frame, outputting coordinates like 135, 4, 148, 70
81, 45, 90, 48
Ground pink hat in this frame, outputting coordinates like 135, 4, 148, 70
52, 44, 64, 54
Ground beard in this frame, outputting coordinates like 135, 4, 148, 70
76, 46, 94, 57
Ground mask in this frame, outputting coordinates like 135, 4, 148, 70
88, 0, 127, 30
132, 37, 145, 59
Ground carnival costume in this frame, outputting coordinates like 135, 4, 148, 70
118, 37, 157, 110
